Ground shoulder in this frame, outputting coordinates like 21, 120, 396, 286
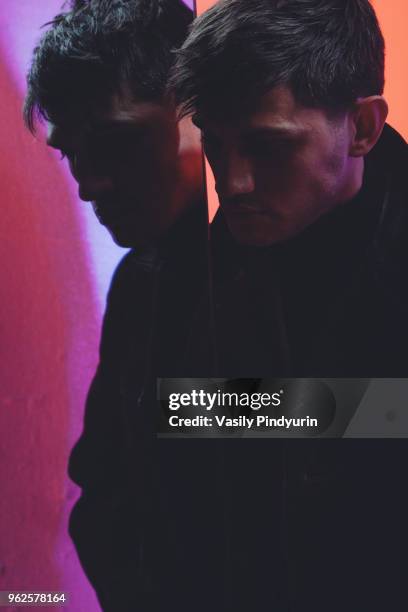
370, 128, 408, 310
107, 247, 160, 305
99, 249, 159, 354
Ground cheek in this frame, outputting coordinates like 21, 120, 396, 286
302, 143, 348, 210
150, 121, 179, 169
307, 128, 349, 192
254, 155, 313, 207
250, 158, 338, 240
114, 151, 175, 197
258, 143, 344, 209
143, 137, 179, 190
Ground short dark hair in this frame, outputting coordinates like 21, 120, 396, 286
171, 0, 385, 119
24, 0, 193, 132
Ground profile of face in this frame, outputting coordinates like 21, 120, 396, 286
198, 85, 362, 247
47, 91, 190, 248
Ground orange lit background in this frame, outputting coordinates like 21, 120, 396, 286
196, 0, 408, 219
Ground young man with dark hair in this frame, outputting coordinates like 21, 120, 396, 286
25, 0, 202, 250
25, 1, 209, 610
168, 1, 408, 610
173, 0, 407, 375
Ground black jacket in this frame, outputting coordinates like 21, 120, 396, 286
69, 125, 408, 611
166, 124, 408, 611
68, 203, 211, 610
203, 123, 408, 378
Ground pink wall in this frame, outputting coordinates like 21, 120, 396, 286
0, 2, 121, 610
0, 57, 100, 611
0, 2, 194, 610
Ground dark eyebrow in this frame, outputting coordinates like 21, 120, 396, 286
193, 118, 305, 141
90, 119, 147, 132
47, 120, 146, 150
245, 126, 306, 139
86, 121, 148, 144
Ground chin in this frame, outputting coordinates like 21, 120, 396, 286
226, 213, 303, 247
108, 223, 161, 250
107, 226, 140, 249
111, 236, 134, 248
225, 217, 278, 247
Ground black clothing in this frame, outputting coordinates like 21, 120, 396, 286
68, 203, 211, 610
69, 125, 408, 611
169, 124, 408, 611
192, 124, 408, 378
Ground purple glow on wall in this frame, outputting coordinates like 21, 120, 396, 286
1, 0, 198, 608
0, 1, 127, 310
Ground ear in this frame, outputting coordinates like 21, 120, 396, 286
349, 96, 388, 157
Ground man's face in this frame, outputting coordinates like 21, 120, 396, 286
198, 86, 355, 246
47, 92, 181, 248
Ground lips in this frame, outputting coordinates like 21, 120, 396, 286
92, 204, 112, 225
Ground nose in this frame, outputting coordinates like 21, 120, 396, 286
69, 154, 114, 201
217, 151, 255, 200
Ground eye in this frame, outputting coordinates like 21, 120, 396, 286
247, 140, 278, 157
246, 138, 294, 160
